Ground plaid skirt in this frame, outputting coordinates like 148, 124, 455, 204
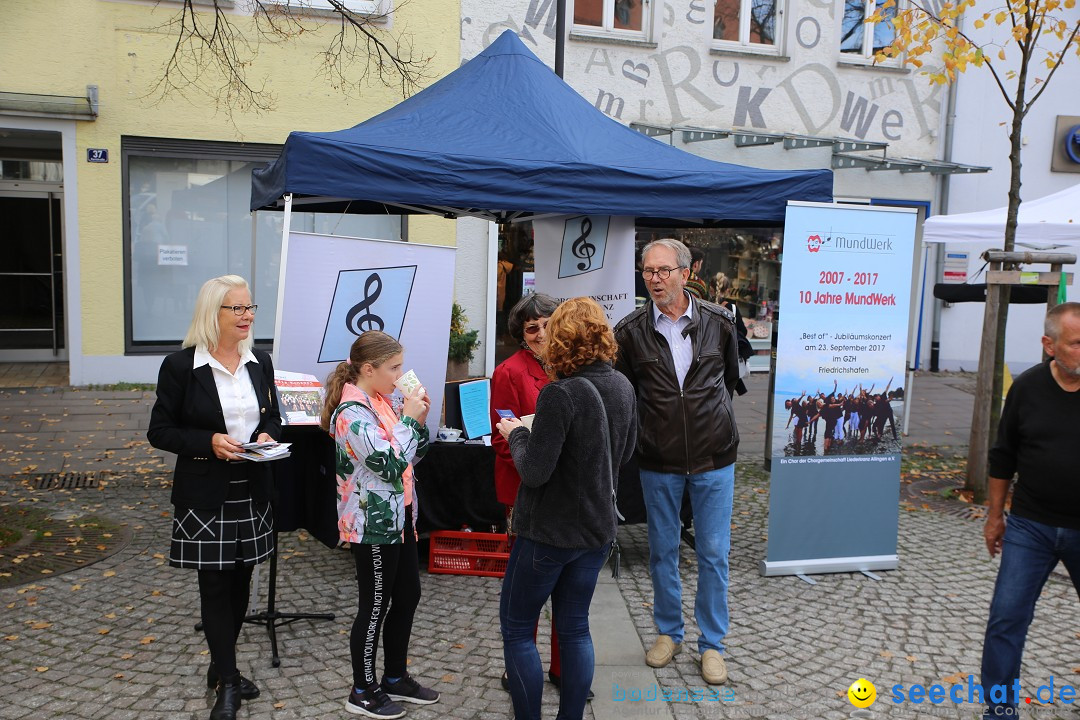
169, 467, 274, 570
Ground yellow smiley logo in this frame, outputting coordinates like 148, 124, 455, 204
847, 678, 877, 708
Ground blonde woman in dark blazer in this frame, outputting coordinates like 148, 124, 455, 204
148, 275, 281, 720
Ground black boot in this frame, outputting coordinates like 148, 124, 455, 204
209, 675, 242, 720
548, 672, 595, 700
207, 663, 260, 699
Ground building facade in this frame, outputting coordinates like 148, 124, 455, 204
453, 0, 966, 376
0, 0, 459, 384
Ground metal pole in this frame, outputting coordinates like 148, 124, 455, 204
272, 194, 293, 367
931, 14, 962, 373
555, 0, 566, 78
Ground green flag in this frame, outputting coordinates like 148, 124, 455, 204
1059, 268, 1068, 305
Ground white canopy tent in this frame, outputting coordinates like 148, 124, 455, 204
919, 182, 1080, 374
923, 182, 1080, 246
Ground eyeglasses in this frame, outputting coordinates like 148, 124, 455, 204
523, 321, 548, 336
641, 266, 684, 280
221, 304, 258, 316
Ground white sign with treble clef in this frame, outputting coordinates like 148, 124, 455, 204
533, 215, 636, 326
558, 215, 609, 278
274, 231, 456, 434
319, 266, 416, 363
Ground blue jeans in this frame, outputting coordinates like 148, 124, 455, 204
640, 464, 734, 655
500, 536, 610, 720
981, 514, 1080, 718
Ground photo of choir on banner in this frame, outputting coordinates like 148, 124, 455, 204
772, 376, 903, 457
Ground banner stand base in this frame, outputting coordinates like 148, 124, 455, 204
759, 554, 898, 577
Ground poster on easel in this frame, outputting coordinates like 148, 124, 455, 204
762, 202, 920, 577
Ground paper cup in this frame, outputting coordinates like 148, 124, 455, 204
394, 369, 421, 395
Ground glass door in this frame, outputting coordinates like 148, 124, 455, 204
0, 190, 64, 356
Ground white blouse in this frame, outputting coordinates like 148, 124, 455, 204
194, 346, 261, 442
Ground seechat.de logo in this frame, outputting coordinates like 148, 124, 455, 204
848, 678, 877, 709
558, 215, 610, 278
319, 266, 416, 363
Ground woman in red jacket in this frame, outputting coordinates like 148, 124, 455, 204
489, 292, 559, 690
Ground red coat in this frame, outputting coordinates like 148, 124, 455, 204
490, 349, 549, 506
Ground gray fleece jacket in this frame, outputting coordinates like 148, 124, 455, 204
507, 362, 637, 549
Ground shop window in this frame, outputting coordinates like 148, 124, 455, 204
123, 138, 402, 353
839, 0, 901, 65
712, 0, 783, 55
572, 0, 651, 41
637, 228, 783, 370
494, 222, 535, 367
493, 222, 783, 370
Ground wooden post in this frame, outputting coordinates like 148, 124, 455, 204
967, 261, 1002, 502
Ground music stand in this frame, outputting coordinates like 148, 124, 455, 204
191, 426, 341, 666
243, 530, 335, 667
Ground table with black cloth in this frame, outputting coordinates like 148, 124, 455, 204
270, 429, 648, 541
271, 425, 340, 548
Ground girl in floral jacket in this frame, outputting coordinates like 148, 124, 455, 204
320, 330, 438, 719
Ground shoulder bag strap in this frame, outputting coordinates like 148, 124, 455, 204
575, 377, 624, 578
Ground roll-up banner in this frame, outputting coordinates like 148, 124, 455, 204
274, 231, 456, 433
762, 202, 919, 577
532, 216, 636, 326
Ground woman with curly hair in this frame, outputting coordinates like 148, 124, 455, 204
495, 297, 637, 720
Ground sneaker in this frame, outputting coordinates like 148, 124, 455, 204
645, 635, 681, 668
380, 673, 441, 705
345, 686, 406, 718
699, 649, 728, 685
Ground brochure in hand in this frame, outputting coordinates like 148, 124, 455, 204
275, 370, 325, 425
235, 442, 292, 462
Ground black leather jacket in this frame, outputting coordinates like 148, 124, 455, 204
613, 296, 740, 474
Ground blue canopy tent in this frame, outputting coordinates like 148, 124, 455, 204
250, 30, 832, 224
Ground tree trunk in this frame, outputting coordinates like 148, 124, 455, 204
968, 54, 1028, 504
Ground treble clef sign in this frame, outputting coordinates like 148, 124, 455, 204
345, 272, 385, 335
571, 217, 596, 272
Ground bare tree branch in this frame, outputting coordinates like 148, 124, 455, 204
146, 0, 273, 115
145, 0, 433, 116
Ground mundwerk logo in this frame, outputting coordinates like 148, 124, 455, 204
559, 215, 610, 278
319, 266, 417, 363
806, 232, 894, 254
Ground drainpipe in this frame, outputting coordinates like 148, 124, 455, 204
555, 0, 566, 78
931, 49, 961, 372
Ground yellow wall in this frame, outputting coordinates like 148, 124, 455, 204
2, 0, 459, 356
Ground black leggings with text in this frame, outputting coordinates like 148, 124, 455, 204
350, 505, 421, 689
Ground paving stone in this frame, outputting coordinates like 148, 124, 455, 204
1, 374, 1072, 719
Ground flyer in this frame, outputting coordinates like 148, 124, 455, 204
274, 370, 325, 426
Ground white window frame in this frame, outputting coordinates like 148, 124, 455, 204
711, 0, 785, 57
262, 0, 383, 15
838, 0, 903, 67
570, 0, 654, 43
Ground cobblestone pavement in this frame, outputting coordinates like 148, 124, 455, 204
1, 376, 1078, 720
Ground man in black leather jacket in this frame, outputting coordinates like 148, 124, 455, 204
614, 238, 740, 686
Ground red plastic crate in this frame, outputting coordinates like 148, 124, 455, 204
428, 530, 510, 578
